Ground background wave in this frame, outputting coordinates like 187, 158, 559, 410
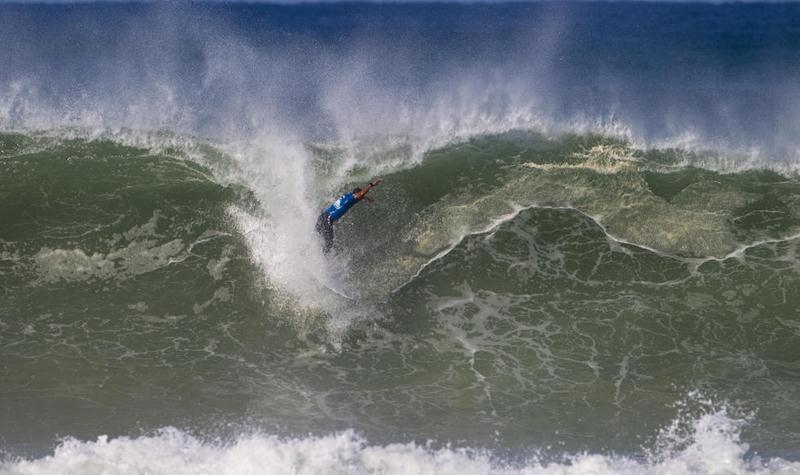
2, 3, 800, 160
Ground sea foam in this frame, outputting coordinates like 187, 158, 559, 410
2, 409, 797, 475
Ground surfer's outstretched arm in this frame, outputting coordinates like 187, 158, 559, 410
355, 179, 382, 202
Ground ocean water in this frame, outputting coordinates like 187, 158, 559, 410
2, 2, 800, 474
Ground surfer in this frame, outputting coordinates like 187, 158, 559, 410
316, 180, 382, 254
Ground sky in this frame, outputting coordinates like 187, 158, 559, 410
2, 0, 798, 3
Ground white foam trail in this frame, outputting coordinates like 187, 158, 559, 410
2, 409, 797, 475
220, 136, 354, 316
216, 134, 380, 344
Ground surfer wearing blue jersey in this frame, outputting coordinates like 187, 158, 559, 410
316, 179, 382, 254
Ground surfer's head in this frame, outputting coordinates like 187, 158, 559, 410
353, 187, 362, 194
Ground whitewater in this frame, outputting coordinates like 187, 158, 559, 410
2, 2, 800, 474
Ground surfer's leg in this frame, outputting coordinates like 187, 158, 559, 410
316, 213, 334, 254
315, 213, 325, 235
322, 219, 334, 254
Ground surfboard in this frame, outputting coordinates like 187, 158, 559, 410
313, 276, 354, 300
321, 283, 354, 300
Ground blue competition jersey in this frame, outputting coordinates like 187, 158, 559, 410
325, 192, 357, 222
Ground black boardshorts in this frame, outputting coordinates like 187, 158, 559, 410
315, 212, 334, 254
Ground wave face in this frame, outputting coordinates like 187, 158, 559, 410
3, 2, 800, 472
3, 131, 800, 470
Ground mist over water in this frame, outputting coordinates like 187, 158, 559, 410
3, 3, 800, 157
2, 2, 800, 474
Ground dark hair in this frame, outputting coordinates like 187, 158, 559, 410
353, 187, 362, 194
